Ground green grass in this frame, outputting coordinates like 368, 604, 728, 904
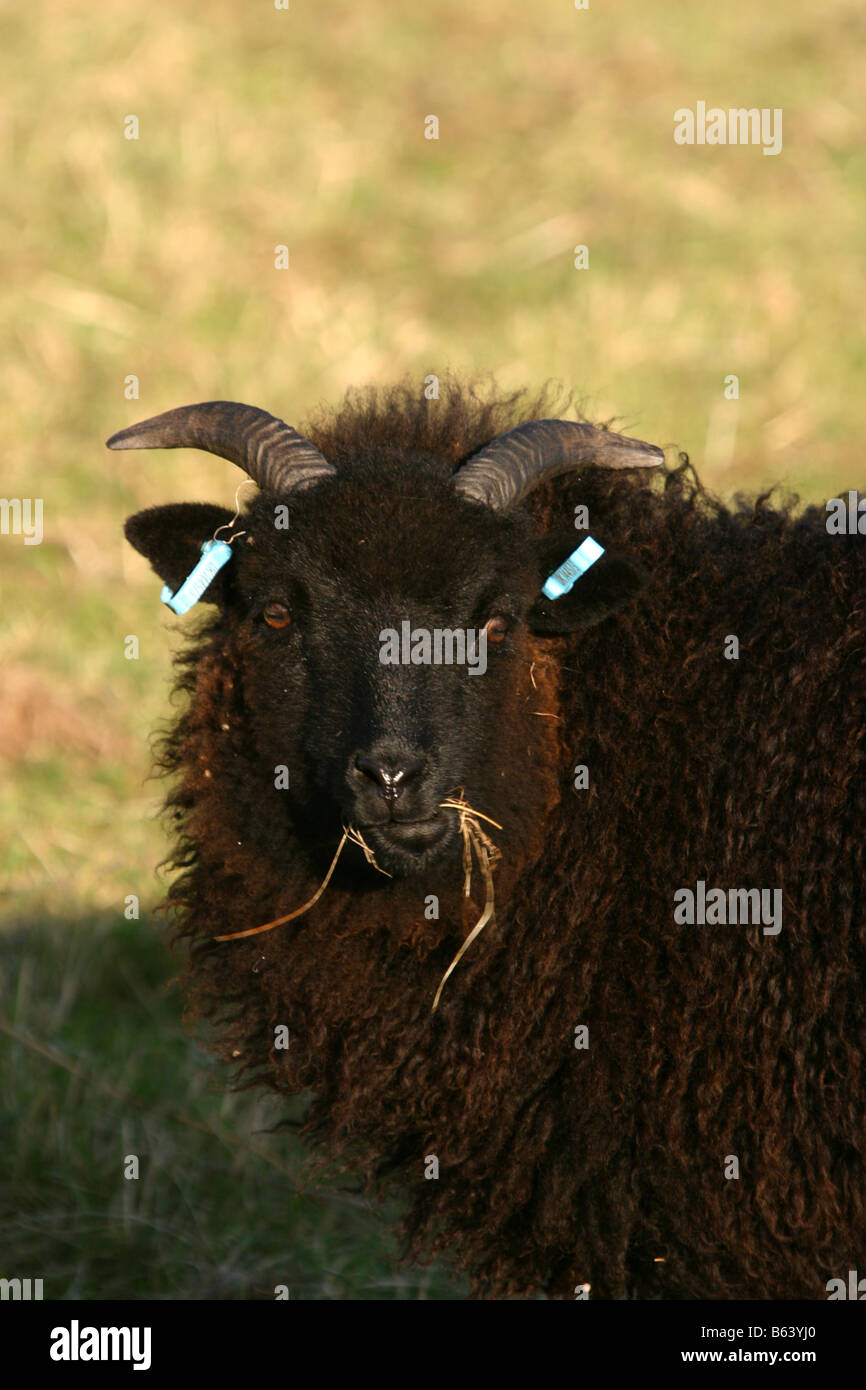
1, 0, 863, 1297
0, 914, 465, 1299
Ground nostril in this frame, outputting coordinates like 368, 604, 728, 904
397, 758, 426, 787
355, 756, 385, 785
355, 755, 428, 800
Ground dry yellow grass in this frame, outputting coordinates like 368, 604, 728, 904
1, 0, 863, 917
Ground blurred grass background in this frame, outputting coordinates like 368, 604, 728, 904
0, 0, 863, 1297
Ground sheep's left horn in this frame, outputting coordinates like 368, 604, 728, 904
453, 419, 664, 511
106, 400, 336, 495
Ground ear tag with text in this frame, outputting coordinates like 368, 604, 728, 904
542, 536, 605, 600
160, 539, 234, 614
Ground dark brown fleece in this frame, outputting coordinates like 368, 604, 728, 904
150, 381, 866, 1299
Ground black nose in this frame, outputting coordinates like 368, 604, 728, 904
355, 754, 427, 802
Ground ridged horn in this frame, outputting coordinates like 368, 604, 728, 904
106, 400, 336, 495
453, 419, 664, 510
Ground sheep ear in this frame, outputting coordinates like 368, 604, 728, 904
528, 538, 645, 634
124, 503, 239, 606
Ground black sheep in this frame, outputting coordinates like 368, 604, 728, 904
114, 378, 866, 1299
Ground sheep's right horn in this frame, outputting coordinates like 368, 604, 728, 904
453, 419, 664, 511
106, 400, 336, 495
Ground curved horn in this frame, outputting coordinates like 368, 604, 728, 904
106, 400, 336, 495
453, 419, 664, 511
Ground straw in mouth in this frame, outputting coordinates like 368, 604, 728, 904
213, 797, 502, 1011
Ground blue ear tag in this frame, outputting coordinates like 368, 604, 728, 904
542, 536, 605, 600
160, 539, 234, 614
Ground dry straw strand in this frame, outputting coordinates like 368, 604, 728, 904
344, 825, 393, 877
431, 797, 502, 1013
214, 831, 350, 941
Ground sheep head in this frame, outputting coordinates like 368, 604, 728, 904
115, 399, 661, 880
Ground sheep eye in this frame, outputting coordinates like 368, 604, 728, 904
263, 602, 292, 629
484, 615, 510, 644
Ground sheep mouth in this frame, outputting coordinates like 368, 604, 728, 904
358, 814, 458, 866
